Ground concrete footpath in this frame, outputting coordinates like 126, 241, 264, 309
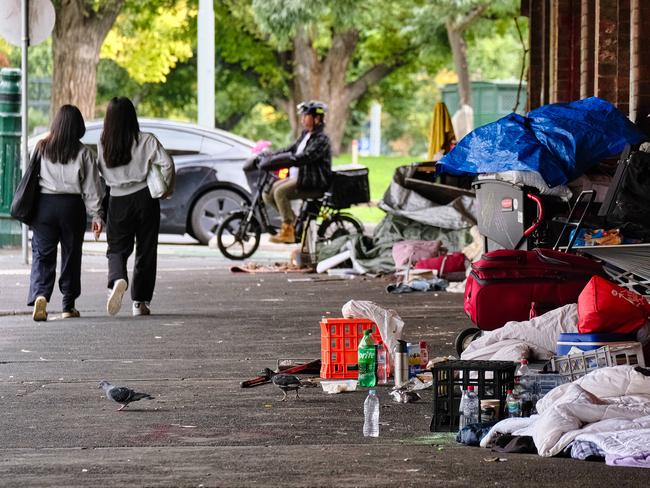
0, 238, 646, 487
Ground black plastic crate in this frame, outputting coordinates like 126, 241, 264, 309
430, 360, 516, 432
328, 167, 370, 209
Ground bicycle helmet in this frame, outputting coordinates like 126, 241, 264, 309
297, 100, 328, 117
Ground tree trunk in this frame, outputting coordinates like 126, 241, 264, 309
446, 21, 472, 107
445, 5, 489, 109
287, 29, 399, 155
51, 0, 125, 120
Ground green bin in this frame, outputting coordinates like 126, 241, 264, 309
0, 68, 22, 247
441, 81, 527, 129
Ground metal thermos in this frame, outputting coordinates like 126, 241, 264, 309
393, 340, 409, 387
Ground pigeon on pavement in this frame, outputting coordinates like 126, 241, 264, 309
260, 368, 303, 401
99, 380, 154, 411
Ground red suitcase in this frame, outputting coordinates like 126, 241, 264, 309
464, 248, 604, 331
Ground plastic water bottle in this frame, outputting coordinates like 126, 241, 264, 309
376, 344, 388, 385
363, 389, 380, 437
358, 329, 377, 388
458, 388, 468, 428
506, 389, 521, 418
515, 358, 531, 377
463, 386, 480, 425
516, 359, 536, 416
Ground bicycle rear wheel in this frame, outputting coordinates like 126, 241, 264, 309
216, 211, 262, 260
317, 213, 364, 242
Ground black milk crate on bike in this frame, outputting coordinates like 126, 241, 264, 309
329, 165, 370, 209
430, 360, 516, 432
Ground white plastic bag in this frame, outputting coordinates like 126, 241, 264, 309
341, 300, 405, 359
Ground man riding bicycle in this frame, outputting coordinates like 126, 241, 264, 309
261, 100, 332, 244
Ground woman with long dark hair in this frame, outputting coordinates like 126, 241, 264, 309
97, 97, 175, 317
28, 104, 104, 321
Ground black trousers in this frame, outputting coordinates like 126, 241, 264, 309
28, 194, 86, 310
106, 187, 160, 302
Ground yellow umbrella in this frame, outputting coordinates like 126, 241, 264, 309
427, 102, 456, 161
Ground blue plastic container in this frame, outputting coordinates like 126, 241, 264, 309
556, 332, 638, 355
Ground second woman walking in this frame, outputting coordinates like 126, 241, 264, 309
97, 97, 175, 317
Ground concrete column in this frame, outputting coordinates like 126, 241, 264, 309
197, 0, 215, 128
369, 103, 381, 157
580, 0, 596, 98
629, 0, 639, 120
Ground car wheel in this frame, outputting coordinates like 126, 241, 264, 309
190, 189, 248, 245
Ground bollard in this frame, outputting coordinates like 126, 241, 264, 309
0, 68, 22, 247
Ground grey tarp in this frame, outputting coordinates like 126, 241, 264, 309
318, 165, 476, 274
379, 165, 477, 230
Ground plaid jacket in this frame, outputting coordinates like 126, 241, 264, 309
281, 125, 332, 192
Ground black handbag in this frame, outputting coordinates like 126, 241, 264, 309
10, 148, 41, 225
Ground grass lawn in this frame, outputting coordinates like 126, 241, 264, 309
332, 154, 416, 224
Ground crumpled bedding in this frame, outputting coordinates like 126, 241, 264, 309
480, 366, 650, 460
461, 304, 650, 361
460, 304, 579, 361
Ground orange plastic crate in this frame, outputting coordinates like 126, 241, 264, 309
320, 317, 383, 379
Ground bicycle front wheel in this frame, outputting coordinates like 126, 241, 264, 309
215, 211, 262, 260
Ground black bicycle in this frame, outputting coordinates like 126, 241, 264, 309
215, 168, 365, 260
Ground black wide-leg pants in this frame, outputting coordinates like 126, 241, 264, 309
28, 194, 86, 310
106, 188, 160, 303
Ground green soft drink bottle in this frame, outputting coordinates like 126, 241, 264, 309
358, 329, 377, 387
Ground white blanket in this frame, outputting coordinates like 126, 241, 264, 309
461, 304, 579, 361
480, 366, 650, 458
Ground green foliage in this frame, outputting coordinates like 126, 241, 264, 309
100, 0, 195, 84
234, 104, 291, 147
96, 57, 197, 121
24, 0, 529, 156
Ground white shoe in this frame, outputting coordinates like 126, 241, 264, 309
107, 279, 128, 316
132, 301, 151, 316
32, 296, 48, 322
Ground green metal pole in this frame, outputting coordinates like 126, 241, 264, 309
0, 68, 22, 248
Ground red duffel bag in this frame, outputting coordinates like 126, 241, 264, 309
577, 275, 650, 334
464, 248, 604, 331
415, 252, 467, 279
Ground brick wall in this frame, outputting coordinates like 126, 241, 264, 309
616, 0, 631, 115
636, 0, 650, 119
553, 0, 581, 102
595, 0, 619, 103
526, 0, 648, 117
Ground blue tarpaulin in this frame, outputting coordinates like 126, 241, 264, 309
437, 97, 643, 187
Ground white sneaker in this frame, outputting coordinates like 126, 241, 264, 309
32, 296, 48, 322
132, 301, 151, 316
107, 279, 128, 316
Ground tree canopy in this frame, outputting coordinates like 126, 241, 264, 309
0, 0, 528, 154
